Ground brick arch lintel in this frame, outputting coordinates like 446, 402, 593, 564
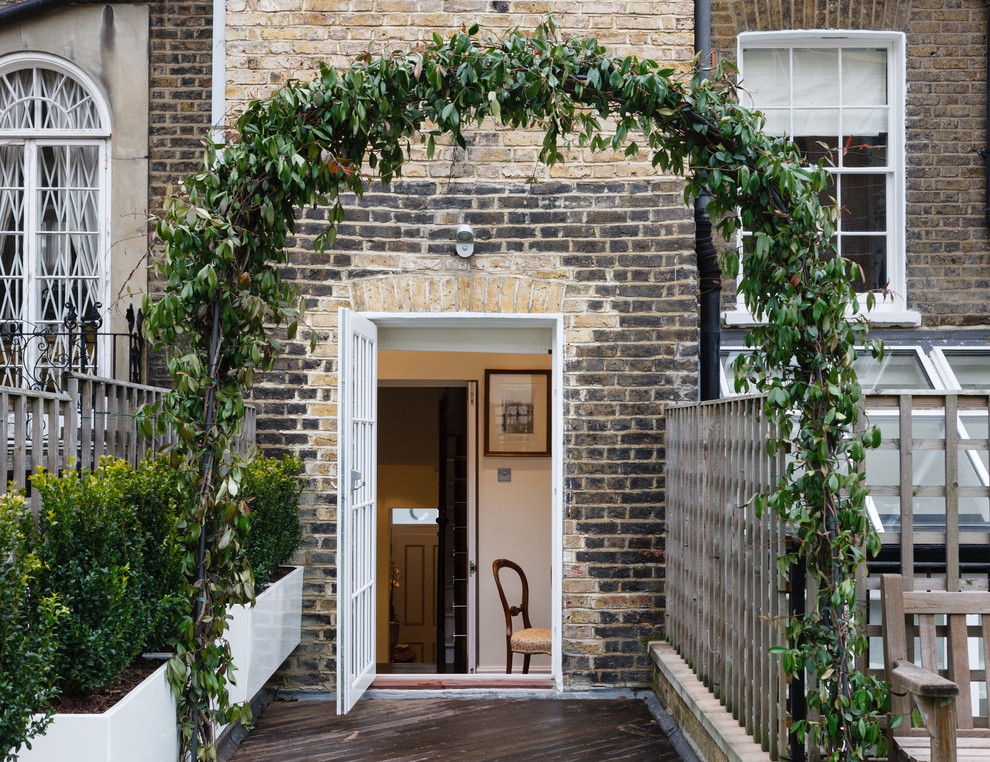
722, 0, 910, 34
349, 273, 568, 314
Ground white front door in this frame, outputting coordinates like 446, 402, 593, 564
336, 308, 378, 714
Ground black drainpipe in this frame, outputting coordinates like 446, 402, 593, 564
695, 0, 721, 401
984, 2, 990, 228
0, 0, 80, 25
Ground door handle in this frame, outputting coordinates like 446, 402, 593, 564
351, 469, 364, 492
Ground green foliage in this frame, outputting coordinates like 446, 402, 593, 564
27, 460, 158, 696
242, 455, 303, 586
0, 494, 65, 762
126, 456, 188, 651
144, 19, 887, 760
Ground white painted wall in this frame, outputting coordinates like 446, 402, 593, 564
478, 455, 552, 672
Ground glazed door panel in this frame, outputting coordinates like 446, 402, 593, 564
336, 308, 377, 714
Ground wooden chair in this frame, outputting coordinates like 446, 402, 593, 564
492, 559, 551, 674
880, 574, 990, 762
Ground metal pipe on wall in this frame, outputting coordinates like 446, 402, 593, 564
694, 0, 721, 401
984, 2, 990, 229
0, 0, 72, 25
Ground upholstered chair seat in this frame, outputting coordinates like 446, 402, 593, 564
510, 627, 552, 654
493, 559, 551, 674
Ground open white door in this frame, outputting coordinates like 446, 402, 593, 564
336, 308, 378, 714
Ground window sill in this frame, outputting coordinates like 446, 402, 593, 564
722, 307, 922, 329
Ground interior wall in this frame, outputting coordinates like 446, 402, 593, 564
379, 349, 553, 673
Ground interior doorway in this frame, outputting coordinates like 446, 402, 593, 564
375, 350, 555, 679
377, 385, 471, 674
337, 311, 564, 713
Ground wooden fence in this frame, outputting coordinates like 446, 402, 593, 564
665, 391, 990, 759
666, 394, 789, 758
2, 372, 257, 511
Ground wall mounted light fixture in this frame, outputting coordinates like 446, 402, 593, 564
455, 224, 475, 258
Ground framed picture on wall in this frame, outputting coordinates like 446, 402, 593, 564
484, 370, 551, 456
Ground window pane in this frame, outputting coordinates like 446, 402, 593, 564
0, 67, 101, 131
865, 415, 989, 532
793, 108, 839, 137
35, 145, 100, 325
841, 48, 887, 106
840, 174, 886, 232
842, 107, 889, 140
942, 353, 990, 389
794, 48, 838, 106
795, 134, 838, 164
817, 175, 838, 208
743, 48, 790, 107
855, 351, 933, 390
0, 144, 24, 323
840, 236, 886, 291
842, 129, 888, 167
760, 108, 790, 135
961, 415, 988, 474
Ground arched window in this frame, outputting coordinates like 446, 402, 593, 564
0, 54, 110, 388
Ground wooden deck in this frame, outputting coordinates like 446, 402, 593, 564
229, 698, 685, 761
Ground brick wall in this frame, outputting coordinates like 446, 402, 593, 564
146, 0, 215, 384
258, 179, 698, 691
149, 0, 214, 208
224, 0, 695, 183
215, 2, 701, 691
712, 0, 990, 327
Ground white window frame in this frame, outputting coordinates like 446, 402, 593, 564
726, 30, 919, 327
718, 344, 942, 398
929, 347, 990, 391
0, 53, 112, 383
719, 344, 990, 534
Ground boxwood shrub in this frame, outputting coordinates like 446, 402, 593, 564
28, 459, 162, 697
241, 454, 303, 586
0, 450, 302, 754
0, 494, 65, 761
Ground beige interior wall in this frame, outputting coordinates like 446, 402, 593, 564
378, 349, 553, 673
0, 4, 149, 375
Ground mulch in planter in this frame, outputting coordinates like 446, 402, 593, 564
261, 566, 294, 587
51, 657, 166, 714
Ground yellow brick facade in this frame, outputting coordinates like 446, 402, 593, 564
224, 0, 695, 182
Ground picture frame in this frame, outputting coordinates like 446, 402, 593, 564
484, 370, 551, 457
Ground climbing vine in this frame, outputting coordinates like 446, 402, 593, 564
144, 19, 886, 761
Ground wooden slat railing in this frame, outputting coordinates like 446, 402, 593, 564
666, 391, 990, 759
2, 372, 257, 512
666, 393, 788, 758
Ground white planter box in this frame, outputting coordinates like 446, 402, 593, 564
19, 566, 303, 761
226, 565, 304, 704
18, 661, 178, 762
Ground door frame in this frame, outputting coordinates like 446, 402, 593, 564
362, 311, 564, 688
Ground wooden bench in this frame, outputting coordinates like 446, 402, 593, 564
880, 574, 990, 762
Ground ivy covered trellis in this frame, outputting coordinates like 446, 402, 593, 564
144, 19, 888, 761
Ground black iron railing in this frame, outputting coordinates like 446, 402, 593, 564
0, 303, 145, 392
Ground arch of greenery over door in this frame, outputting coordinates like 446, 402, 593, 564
143, 19, 889, 762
